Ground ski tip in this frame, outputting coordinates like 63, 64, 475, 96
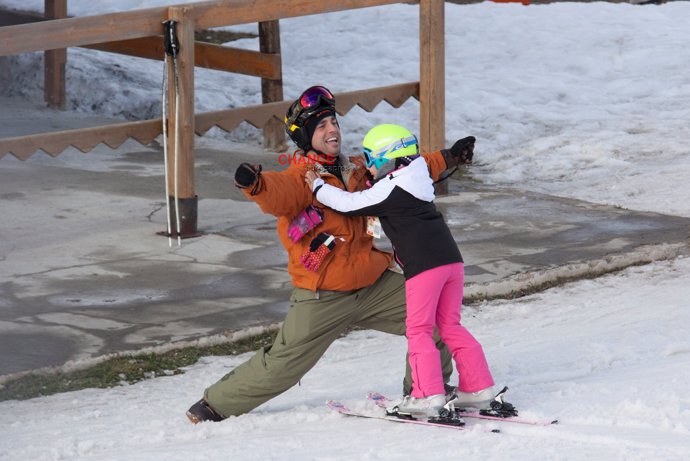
326, 400, 345, 409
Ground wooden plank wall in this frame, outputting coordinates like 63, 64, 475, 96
0, 0, 446, 232
0, 0, 445, 158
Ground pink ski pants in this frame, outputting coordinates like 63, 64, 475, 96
405, 262, 494, 397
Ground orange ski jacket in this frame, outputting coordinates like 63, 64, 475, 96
242, 150, 450, 292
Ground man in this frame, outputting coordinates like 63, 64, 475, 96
186, 85, 475, 423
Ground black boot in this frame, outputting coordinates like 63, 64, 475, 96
186, 398, 226, 424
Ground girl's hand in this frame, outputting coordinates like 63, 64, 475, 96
304, 170, 320, 189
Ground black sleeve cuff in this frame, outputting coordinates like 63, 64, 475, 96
441, 149, 455, 169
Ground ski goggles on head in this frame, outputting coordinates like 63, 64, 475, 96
363, 135, 418, 168
285, 86, 336, 130
299, 86, 335, 110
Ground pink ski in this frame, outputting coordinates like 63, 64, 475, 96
326, 400, 500, 433
367, 391, 558, 426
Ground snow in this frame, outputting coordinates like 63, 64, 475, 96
1, 1, 690, 460
2, 259, 689, 460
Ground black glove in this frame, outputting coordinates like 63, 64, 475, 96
234, 163, 262, 191
442, 136, 476, 167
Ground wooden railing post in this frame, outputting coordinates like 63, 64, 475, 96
166, 6, 197, 237
44, 0, 67, 109
419, 0, 447, 193
259, 20, 285, 151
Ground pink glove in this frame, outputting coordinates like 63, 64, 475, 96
288, 205, 324, 242
301, 233, 336, 272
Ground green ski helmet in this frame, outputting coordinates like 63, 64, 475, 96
362, 124, 419, 177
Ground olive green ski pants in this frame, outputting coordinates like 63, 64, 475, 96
205, 270, 453, 417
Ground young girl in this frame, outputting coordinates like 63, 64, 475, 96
305, 124, 495, 420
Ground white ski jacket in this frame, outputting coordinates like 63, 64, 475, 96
312, 157, 462, 279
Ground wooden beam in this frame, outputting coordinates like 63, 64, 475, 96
44, 0, 67, 109
0, 83, 420, 160
195, 82, 419, 135
194, 0, 402, 29
196, 41, 280, 79
420, 0, 446, 193
0, 118, 162, 160
419, 0, 445, 154
0, 0, 401, 56
0, 6, 169, 55
165, 8, 196, 198
259, 20, 285, 150
84, 38, 281, 79
164, 7, 198, 237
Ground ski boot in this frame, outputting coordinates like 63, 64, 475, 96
387, 394, 465, 426
479, 386, 518, 418
450, 386, 496, 409
186, 398, 226, 424
449, 386, 518, 418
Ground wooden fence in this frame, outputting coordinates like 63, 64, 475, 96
0, 0, 446, 236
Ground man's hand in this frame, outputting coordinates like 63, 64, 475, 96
234, 163, 262, 189
442, 136, 476, 167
